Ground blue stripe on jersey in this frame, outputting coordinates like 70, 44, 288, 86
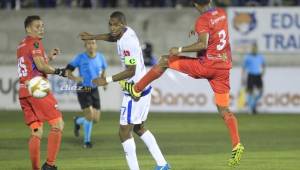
127, 100, 132, 124
31, 57, 37, 71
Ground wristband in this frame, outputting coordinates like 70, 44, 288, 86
54, 68, 66, 77
106, 76, 113, 83
178, 47, 183, 53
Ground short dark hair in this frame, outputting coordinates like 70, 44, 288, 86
24, 15, 41, 29
193, 0, 211, 5
110, 11, 126, 25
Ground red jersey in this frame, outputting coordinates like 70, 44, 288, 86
17, 36, 48, 98
195, 8, 232, 69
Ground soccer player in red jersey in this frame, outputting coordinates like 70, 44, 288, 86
17, 15, 66, 170
120, 0, 244, 166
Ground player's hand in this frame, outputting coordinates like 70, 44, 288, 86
79, 32, 94, 40
48, 48, 60, 60
54, 68, 67, 77
189, 30, 196, 38
92, 77, 107, 86
169, 47, 180, 56
74, 77, 83, 83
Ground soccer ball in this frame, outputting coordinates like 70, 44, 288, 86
28, 76, 51, 98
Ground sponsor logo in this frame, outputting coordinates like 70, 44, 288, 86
34, 42, 39, 49
263, 93, 300, 106
151, 88, 208, 106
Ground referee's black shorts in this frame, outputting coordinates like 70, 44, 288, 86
247, 74, 263, 92
76, 87, 101, 110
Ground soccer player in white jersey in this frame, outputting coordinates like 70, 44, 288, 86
80, 11, 170, 170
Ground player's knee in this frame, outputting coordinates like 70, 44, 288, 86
119, 130, 131, 142
119, 125, 132, 141
247, 88, 253, 94
217, 105, 231, 117
93, 111, 101, 123
133, 124, 145, 136
31, 127, 43, 138
51, 119, 64, 131
85, 113, 93, 121
158, 55, 169, 66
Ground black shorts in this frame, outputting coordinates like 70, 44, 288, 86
76, 87, 101, 110
247, 74, 263, 91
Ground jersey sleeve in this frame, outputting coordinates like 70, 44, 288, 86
122, 41, 139, 66
100, 54, 108, 69
195, 16, 210, 34
69, 55, 80, 68
242, 55, 249, 69
30, 40, 44, 58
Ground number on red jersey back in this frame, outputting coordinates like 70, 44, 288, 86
195, 8, 232, 69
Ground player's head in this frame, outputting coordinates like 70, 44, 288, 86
109, 11, 127, 38
192, 0, 212, 12
251, 42, 258, 55
24, 15, 44, 39
84, 39, 98, 54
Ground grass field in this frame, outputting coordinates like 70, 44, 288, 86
0, 110, 300, 170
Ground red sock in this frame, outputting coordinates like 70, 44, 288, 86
223, 113, 240, 148
135, 65, 165, 92
46, 128, 62, 166
29, 135, 41, 170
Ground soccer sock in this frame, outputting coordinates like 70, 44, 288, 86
135, 65, 165, 93
83, 119, 93, 143
122, 138, 139, 170
76, 116, 85, 125
223, 113, 240, 148
29, 135, 41, 170
140, 130, 167, 166
247, 94, 255, 110
254, 91, 263, 107
46, 128, 62, 166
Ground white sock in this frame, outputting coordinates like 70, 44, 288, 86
122, 138, 139, 170
140, 130, 167, 166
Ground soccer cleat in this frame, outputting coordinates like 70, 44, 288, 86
155, 163, 171, 170
119, 80, 141, 101
41, 162, 58, 170
83, 142, 93, 148
73, 116, 80, 137
228, 143, 245, 166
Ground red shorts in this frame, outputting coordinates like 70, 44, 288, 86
19, 92, 62, 127
168, 56, 230, 94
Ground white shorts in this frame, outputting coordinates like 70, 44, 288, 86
119, 89, 151, 125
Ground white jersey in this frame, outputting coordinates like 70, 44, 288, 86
117, 27, 151, 125
117, 26, 146, 83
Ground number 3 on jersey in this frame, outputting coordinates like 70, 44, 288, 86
217, 29, 227, 51
18, 56, 28, 77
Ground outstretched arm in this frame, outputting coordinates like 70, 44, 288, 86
112, 65, 136, 81
79, 32, 117, 42
65, 65, 83, 83
92, 65, 136, 86
169, 32, 209, 55
33, 56, 66, 76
